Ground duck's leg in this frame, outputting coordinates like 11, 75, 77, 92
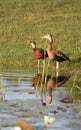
56, 61, 59, 70
38, 59, 40, 68
56, 61, 59, 77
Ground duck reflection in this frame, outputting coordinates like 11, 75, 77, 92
47, 75, 70, 95
31, 73, 70, 105
31, 73, 51, 89
42, 75, 70, 105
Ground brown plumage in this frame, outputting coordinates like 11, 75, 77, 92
42, 34, 71, 70
28, 40, 48, 68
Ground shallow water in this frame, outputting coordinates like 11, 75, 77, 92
0, 68, 81, 130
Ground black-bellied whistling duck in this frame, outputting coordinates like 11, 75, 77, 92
42, 34, 71, 71
28, 40, 48, 70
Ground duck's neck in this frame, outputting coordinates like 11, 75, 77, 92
47, 43, 52, 51
47, 39, 53, 51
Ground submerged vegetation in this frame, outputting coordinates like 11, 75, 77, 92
0, 0, 81, 72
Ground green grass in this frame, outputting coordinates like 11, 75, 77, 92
0, 0, 81, 71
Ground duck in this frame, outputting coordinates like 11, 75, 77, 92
42, 34, 71, 70
28, 40, 48, 70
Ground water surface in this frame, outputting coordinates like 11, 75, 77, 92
0, 68, 81, 130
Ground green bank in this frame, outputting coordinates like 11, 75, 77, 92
0, 0, 81, 71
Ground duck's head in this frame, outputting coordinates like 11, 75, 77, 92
41, 34, 53, 42
28, 40, 36, 48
